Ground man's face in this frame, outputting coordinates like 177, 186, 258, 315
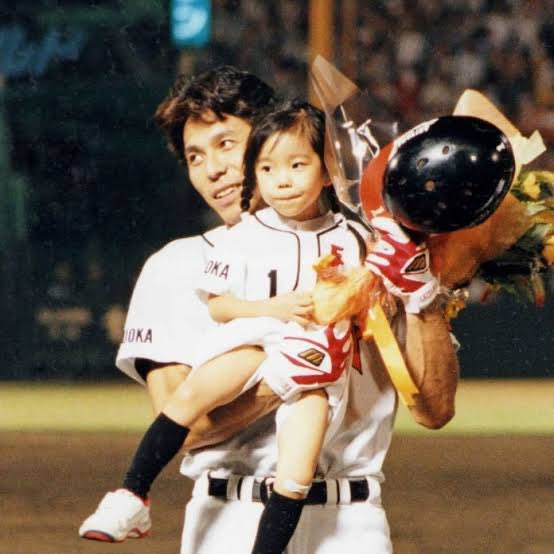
183, 112, 252, 225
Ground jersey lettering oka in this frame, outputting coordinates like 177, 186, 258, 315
116, 226, 227, 384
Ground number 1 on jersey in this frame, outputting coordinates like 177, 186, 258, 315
268, 269, 277, 297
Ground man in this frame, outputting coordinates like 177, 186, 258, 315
115, 66, 280, 434
84, 66, 458, 552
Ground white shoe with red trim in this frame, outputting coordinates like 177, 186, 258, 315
79, 489, 151, 542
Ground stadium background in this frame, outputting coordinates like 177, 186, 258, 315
1, 1, 553, 553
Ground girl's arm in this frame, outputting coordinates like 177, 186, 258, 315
208, 292, 314, 327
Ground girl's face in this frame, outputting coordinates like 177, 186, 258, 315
255, 129, 328, 221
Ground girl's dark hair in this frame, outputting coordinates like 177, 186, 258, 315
241, 99, 327, 212
154, 65, 276, 163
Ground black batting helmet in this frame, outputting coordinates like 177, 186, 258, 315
381, 115, 515, 233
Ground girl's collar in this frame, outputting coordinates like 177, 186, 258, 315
250, 207, 342, 231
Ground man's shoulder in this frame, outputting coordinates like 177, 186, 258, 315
140, 237, 202, 277
145, 225, 228, 268
206, 219, 254, 248
202, 224, 229, 247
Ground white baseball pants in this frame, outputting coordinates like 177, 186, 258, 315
180, 472, 392, 553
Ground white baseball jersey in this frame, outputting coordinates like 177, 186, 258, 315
116, 225, 227, 383
178, 334, 397, 481
199, 207, 365, 300
180, 332, 397, 554
179, 208, 396, 480
115, 212, 397, 554
193, 207, 363, 406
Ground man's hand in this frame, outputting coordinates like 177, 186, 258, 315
264, 291, 314, 327
144, 363, 281, 450
365, 216, 438, 313
185, 381, 281, 450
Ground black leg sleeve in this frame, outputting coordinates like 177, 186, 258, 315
251, 491, 306, 554
123, 413, 189, 499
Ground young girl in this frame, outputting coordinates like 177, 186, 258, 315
80, 100, 369, 552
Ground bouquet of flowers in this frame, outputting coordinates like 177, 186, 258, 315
310, 57, 552, 316
474, 170, 553, 307
308, 57, 551, 404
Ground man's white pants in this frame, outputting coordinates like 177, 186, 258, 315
180, 473, 392, 553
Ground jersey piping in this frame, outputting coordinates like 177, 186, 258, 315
346, 222, 368, 261
315, 220, 342, 257
201, 234, 215, 247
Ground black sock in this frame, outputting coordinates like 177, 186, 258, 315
251, 491, 306, 554
123, 412, 189, 500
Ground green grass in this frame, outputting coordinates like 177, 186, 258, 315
1, 382, 153, 432
1, 379, 553, 434
395, 379, 554, 434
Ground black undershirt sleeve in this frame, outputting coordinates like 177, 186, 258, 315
134, 358, 177, 381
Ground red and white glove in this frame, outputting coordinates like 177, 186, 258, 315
260, 320, 353, 401
365, 216, 439, 313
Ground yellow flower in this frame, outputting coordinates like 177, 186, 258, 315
534, 170, 554, 183
521, 172, 541, 199
445, 295, 467, 320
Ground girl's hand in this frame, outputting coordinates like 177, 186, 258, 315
265, 291, 314, 327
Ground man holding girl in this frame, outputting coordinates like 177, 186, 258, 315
80, 66, 458, 553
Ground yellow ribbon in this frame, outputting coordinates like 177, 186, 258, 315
362, 303, 419, 407
312, 255, 419, 406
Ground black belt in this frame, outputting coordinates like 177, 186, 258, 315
207, 476, 370, 505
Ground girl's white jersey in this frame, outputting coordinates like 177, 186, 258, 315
199, 207, 366, 300
116, 208, 397, 482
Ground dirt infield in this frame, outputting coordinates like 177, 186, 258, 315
3, 432, 553, 554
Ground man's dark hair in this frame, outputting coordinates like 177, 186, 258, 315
154, 65, 276, 163
241, 99, 326, 212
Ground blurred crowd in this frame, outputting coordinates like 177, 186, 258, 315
204, 0, 554, 165
29, 254, 126, 377
36, 258, 124, 346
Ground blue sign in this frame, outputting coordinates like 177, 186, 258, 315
171, 0, 211, 48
